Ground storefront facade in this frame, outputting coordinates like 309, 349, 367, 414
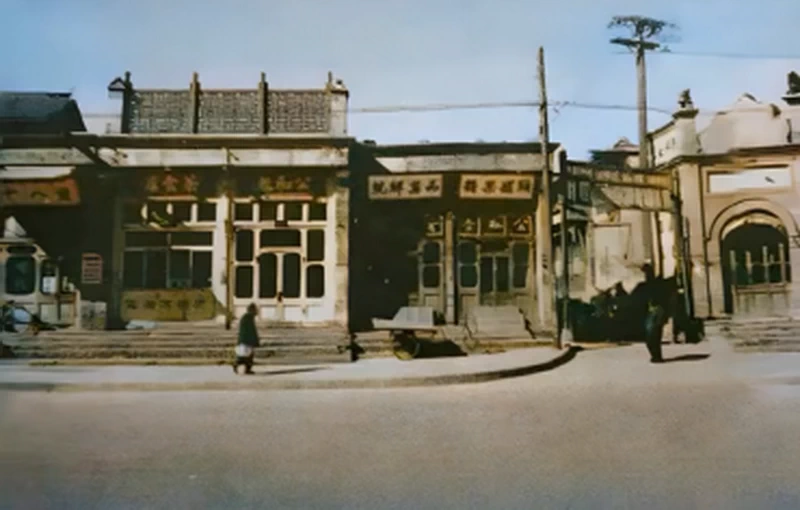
349, 142, 564, 332
1, 71, 352, 328
117, 158, 349, 325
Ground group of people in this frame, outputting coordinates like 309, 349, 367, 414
559, 264, 700, 363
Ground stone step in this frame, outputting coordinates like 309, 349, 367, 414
29, 356, 356, 367
12, 345, 358, 360
14, 336, 363, 347
37, 330, 348, 339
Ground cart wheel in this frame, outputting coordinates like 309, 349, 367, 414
462, 330, 480, 352
8, 306, 33, 335
392, 331, 421, 360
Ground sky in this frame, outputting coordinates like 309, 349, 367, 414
2, 0, 800, 158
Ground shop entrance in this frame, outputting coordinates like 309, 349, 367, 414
416, 236, 533, 325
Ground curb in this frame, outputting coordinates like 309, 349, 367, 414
0, 346, 581, 393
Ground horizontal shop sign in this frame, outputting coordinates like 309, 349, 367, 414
459, 174, 535, 199
0, 176, 80, 206
368, 174, 443, 200
121, 288, 216, 322
0, 147, 348, 168
707, 167, 791, 194
597, 184, 672, 212
567, 164, 672, 190
376, 153, 545, 173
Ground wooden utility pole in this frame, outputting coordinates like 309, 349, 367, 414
224, 148, 235, 330
609, 16, 675, 170
634, 43, 652, 169
537, 46, 560, 349
609, 16, 676, 274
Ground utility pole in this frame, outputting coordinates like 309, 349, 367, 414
609, 16, 677, 274
537, 46, 560, 349
224, 148, 235, 330
609, 16, 676, 170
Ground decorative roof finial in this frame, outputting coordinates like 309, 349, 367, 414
678, 89, 694, 110
788, 71, 800, 95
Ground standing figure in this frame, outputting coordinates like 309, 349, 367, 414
633, 264, 668, 363
234, 303, 260, 375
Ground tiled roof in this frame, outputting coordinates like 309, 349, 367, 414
0, 92, 86, 134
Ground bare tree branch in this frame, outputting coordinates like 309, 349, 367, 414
608, 15, 679, 44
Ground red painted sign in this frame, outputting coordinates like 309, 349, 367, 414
0, 177, 80, 206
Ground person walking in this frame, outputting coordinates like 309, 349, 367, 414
631, 264, 667, 363
233, 303, 260, 375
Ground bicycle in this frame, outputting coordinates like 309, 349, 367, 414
1, 300, 42, 336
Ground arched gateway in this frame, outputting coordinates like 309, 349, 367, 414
720, 210, 792, 316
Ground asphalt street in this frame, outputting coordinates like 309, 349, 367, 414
1, 344, 800, 509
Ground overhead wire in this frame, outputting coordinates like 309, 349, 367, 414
347, 100, 791, 118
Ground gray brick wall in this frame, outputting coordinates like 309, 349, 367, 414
129, 91, 191, 133
198, 90, 260, 134
128, 88, 332, 135
268, 90, 330, 134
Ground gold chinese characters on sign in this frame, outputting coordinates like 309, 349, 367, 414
510, 215, 532, 236
459, 217, 479, 237
425, 215, 444, 238
368, 175, 443, 200
258, 176, 313, 197
480, 215, 507, 236
121, 289, 217, 322
144, 173, 200, 195
459, 175, 535, 199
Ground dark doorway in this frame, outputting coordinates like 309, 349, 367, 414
720, 215, 791, 314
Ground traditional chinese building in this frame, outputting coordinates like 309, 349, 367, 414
348, 141, 565, 333
0, 92, 89, 325
1, 72, 352, 329
651, 81, 800, 320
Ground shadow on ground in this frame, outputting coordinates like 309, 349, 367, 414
251, 367, 326, 377
416, 340, 467, 359
662, 353, 711, 363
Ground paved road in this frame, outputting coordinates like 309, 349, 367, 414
2, 344, 800, 509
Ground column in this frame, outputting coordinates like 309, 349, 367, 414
444, 211, 456, 324
535, 195, 555, 331
334, 171, 349, 326
106, 177, 125, 329
788, 244, 800, 318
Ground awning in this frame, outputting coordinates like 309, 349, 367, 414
0, 166, 74, 180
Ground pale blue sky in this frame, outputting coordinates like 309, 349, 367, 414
2, 0, 800, 158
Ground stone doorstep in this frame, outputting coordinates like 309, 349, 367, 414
12, 339, 555, 366
26, 357, 350, 367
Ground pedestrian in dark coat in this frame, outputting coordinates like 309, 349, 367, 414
234, 303, 260, 374
634, 264, 667, 363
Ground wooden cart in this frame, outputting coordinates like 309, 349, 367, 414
372, 306, 474, 360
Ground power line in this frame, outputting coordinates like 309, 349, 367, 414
350, 101, 535, 113
348, 100, 792, 118
615, 50, 800, 60
348, 100, 675, 115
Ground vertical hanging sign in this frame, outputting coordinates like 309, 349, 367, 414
81, 253, 103, 285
